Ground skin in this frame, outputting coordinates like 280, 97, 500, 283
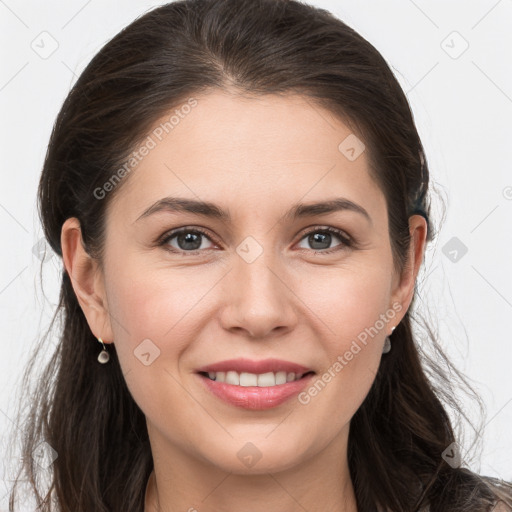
61, 89, 427, 512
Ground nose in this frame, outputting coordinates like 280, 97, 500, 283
218, 245, 298, 339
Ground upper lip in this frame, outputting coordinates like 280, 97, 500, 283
195, 358, 314, 375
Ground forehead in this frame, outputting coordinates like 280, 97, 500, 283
107, 90, 385, 224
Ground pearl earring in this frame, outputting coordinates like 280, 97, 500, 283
382, 326, 396, 354
97, 337, 110, 364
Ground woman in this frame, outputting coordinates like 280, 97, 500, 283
7, 0, 512, 510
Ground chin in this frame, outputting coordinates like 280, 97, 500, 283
198, 435, 311, 475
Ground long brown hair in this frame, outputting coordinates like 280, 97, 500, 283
7, 0, 512, 510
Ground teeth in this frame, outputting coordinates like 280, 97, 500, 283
204, 370, 305, 386
225, 371, 239, 385
240, 372, 258, 386
276, 371, 287, 385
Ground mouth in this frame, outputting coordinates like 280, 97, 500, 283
194, 358, 317, 409
195, 364, 317, 410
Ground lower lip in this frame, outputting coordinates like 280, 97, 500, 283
197, 372, 315, 410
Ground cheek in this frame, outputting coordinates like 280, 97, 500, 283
102, 264, 202, 426
294, 266, 392, 435
103, 256, 221, 371
105, 252, 193, 336
294, 260, 393, 402
297, 260, 393, 341
106, 271, 170, 341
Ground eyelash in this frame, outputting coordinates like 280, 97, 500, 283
157, 225, 354, 256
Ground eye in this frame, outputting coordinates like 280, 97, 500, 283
296, 226, 352, 254
159, 227, 217, 254
158, 225, 353, 256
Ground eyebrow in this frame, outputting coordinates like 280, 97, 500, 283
134, 196, 372, 225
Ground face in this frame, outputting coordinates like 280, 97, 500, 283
66, 90, 423, 476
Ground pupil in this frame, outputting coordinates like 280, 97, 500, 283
310, 232, 330, 250
178, 232, 202, 250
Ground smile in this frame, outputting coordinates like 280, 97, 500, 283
196, 371, 316, 410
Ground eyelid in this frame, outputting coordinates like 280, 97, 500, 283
296, 224, 352, 242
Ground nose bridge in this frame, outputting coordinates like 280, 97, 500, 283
233, 234, 283, 303
219, 233, 296, 337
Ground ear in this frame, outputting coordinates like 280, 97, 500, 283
389, 214, 428, 327
60, 217, 114, 343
